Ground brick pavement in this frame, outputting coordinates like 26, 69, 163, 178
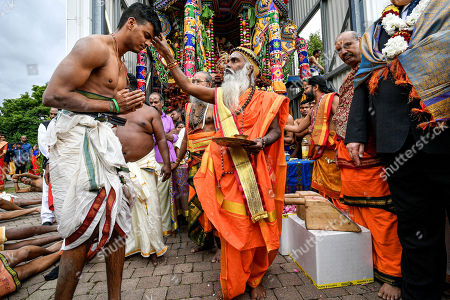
3, 188, 382, 300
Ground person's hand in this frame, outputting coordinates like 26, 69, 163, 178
171, 162, 179, 171
12, 174, 19, 180
243, 138, 264, 156
44, 164, 50, 185
165, 132, 174, 142
161, 164, 171, 182
114, 89, 145, 113
346, 142, 365, 166
151, 35, 173, 59
314, 145, 324, 158
33, 207, 41, 214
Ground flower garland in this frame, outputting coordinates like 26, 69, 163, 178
380, 0, 430, 59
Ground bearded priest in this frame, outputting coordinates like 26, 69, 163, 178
153, 37, 289, 300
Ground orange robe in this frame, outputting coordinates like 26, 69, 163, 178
334, 66, 402, 286
194, 88, 289, 299
337, 140, 402, 286
309, 93, 342, 204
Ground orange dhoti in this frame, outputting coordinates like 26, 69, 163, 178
194, 88, 289, 299
309, 93, 342, 206
310, 148, 342, 201
337, 140, 402, 286
220, 237, 278, 298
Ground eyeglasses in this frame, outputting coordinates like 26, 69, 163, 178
335, 41, 355, 54
192, 79, 207, 84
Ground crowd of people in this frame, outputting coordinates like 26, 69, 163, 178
0, 0, 448, 299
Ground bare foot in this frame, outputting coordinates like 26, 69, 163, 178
150, 254, 158, 266
191, 245, 212, 253
47, 240, 63, 252
378, 283, 401, 300
250, 285, 266, 300
211, 248, 221, 263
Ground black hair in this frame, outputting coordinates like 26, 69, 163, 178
127, 73, 139, 91
175, 121, 185, 128
117, 3, 162, 36
308, 76, 334, 93
313, 49, 321, 56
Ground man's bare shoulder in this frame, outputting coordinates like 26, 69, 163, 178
69, 35, 110, 64
128, 104, 160, 120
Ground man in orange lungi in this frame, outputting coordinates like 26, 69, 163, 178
172, 71, 220, 260
334, 31, 402, 300
153, 37, 289, 299
284, 75, 342, 207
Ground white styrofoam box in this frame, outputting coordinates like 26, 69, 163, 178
280, 214, 296, 255
282, 215, 374, 289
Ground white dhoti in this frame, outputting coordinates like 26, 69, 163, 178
125, 150, 168, 257
47, 111, 135, 255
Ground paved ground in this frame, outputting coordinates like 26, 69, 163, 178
3, 185, 385, 300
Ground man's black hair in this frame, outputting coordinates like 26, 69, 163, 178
117, 3, 162, 36
308, 75, 334, 94
127, 73, 139, 91
313, 49, 321, 56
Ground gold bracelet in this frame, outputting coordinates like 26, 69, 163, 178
167, 61, 178, 70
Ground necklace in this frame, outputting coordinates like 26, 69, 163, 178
235, 86, 256, 134
111, 33, 125, 74
189, 103, 207, 130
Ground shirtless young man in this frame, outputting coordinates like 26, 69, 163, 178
12, 173, 43, 193
115, 79, 171, 266
42, 3, 161, 299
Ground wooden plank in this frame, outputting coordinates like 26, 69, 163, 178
305, 198, 361, 232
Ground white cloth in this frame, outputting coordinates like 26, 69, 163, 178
38, 122, 51, 159
38, 121, 55, 223
174, 128, 185, 149
40, 175, 54, 224
0, 192, 15, 202
47, 111, 135, 251
125, 149, 168, 257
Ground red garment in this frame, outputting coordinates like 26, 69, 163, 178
30, 154, 41, 176
332, 65, 359, 139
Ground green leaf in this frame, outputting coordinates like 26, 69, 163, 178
201, 6, 214, 21
248, 7, 256, 29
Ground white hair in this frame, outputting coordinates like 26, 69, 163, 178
189, 95, 207, 106
221, 61, 253, 112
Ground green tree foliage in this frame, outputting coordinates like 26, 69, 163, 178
0, 84, 50, 145
307, 31, 324, 66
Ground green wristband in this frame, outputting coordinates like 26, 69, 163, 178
112, 98, 120, 113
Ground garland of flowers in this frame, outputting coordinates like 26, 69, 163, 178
380, 0, 430, 59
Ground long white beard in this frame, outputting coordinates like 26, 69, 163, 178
221, 67, 250, 113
